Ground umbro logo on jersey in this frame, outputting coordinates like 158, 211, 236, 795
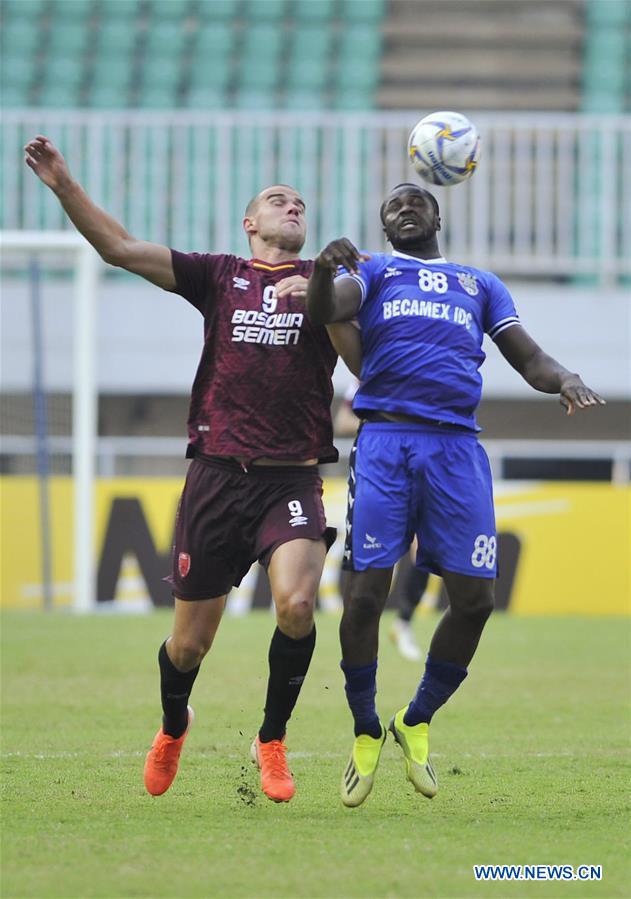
384, 266, 402, 279
289, 514, 308, 527
233, 277, 250, 290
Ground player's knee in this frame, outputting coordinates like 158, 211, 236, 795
452, 582, 495, 622
276, 592, 315, 636
169, 634, 213, 669
344, 588, 384, 628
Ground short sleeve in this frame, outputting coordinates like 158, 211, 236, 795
333, 255, 375, 308
483, 272, 521, 340
168, 250, 230, 314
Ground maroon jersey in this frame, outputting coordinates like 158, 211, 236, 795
168, 250, 338, 463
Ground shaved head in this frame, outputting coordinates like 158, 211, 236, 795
243, 185, 307, 253
245, 184, 305, 217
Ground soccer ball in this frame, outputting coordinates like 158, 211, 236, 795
408, 111, 481, 186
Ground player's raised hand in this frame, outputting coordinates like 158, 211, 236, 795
24, 135, 72, 193
275, 274, 309, 300
559, 375, 606, 416
315, 238, 370, 275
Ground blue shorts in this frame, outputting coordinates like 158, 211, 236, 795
343, 422, 497, 578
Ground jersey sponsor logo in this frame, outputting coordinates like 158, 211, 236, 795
457, 271, 479, 296
231, 309, 303, 346
383, 299, 472, 330
233, 277, 251, 290
178, 552, 191, 577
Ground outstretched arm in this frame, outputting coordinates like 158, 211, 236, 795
24, 135, 176, 290
495, 324, 606, 415
306, 238, 368, 325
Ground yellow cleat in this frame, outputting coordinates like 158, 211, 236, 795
340, 725, 386, 808
388, 706, 437, 798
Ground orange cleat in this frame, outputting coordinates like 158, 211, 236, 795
250, 735, 296, 803
144, 706, 194, 796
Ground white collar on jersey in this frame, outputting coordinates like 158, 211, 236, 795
391, 250, 448, 263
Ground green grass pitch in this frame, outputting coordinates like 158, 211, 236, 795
1, 610, 629, 899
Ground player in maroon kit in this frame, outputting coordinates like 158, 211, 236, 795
25, 135, 349, 803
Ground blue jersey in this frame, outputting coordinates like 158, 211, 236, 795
336, 251, 520, 431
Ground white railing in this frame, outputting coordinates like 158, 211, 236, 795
2, 110, 630, 283
1, 435, 629, 483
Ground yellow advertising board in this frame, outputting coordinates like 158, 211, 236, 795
1, 476, 629, 615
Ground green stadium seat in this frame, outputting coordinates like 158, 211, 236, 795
36, 83, 83, 107
50, 0, 94, 23
234, 89, 277, 109
92, 57, 134, 88
581, 92, 626, 113
583, 64, 625, 93
99, 0, 143, 23
237, 57, 281, 90
135, 84, 179, 108
340, 0, 385, 24
282, 88, 327, 110
1, 22, 41, 55
333, 87, 374, 109
242, 25, 284, 58
194, 23, 236, 56
48, 23, 90, 55
141, 57, 182, 89
336, 57, 379, 90
147, 0, 194, 20
290, 26, 332, 59
43, 57, 86, 87
585, 30, 626, 60
1, 84, 32, 106
184, 85, 227, 108
586, 0, 630, 28
338, 27, 381, 60
290, 60, 328, 90
190, 57, 232, 89
94, 22, 138, 56
198, 0, 240, 21
1, 54, 33, 87
88, 84, 130, 108
145, 21, 188, 56
294, 0, 335, 23
243, 0, 287, 22
3, 0, 48, 20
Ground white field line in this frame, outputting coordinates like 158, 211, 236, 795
2, 749, 582, 761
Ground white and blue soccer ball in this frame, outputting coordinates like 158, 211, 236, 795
408, 111, 481, 186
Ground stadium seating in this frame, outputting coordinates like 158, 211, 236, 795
0, 0, 387, 111
581, 0, 631, 112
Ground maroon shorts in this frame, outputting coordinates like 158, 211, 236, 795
169, 456, 337, 600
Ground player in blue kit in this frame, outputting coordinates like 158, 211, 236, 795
306, 183, 605, 807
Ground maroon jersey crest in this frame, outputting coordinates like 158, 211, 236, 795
178, 552, 191, 578
168, 251, 338, 463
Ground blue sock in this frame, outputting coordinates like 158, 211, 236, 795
404, 654, 468, 726
340, 660, 382, 738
